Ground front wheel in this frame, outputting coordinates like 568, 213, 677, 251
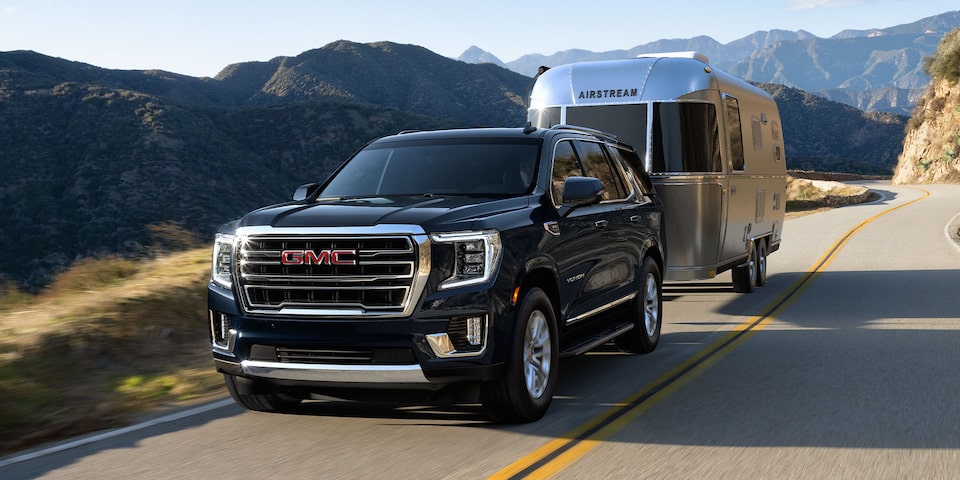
615, 257, 662, 354
481, 287, 558, 423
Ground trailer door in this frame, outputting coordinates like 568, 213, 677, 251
719, 94, 753, 267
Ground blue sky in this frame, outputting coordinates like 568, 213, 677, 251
0, 0, 956, 77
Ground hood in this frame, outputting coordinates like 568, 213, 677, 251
239, 195, 532, 230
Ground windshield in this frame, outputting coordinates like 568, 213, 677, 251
320, 139, 540, 198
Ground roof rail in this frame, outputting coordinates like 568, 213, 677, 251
551, 124, 629, 146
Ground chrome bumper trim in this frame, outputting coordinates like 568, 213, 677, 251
240, 360, 431, 384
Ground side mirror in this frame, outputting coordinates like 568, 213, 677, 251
559, 176, 604, 216
292, 183, 321, 201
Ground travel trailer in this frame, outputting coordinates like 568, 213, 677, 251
528, 52, 786, 292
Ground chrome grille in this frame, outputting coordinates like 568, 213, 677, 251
234, 227, 430, 317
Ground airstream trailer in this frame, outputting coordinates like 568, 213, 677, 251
528, 52, 786, 292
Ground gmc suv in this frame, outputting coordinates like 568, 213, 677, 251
208, 125, 666, 423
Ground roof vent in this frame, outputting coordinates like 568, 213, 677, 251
635, 51, 710, 64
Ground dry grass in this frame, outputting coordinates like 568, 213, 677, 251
0, 248, 224, 454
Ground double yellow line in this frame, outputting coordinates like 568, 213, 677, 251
490, 187, 930, 480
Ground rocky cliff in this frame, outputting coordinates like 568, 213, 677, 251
892, 29, 960, 184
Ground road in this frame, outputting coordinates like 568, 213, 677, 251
4, 181, 960, 479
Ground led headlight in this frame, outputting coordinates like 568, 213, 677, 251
211, 233, 235, 289
432, 230, 502, 290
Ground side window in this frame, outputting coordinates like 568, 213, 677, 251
724, 96, 745, 171
651, 102, 721, 173
551, 140, 583, 207
609, 146, 652, 196
576, 140, 627, 201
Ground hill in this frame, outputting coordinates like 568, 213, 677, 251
0, 42, 906, 291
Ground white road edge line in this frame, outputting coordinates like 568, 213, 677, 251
0, 398, 235, 468
944, 211, 960, 255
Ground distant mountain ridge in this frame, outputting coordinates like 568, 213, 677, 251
0, 41, 905, 290
458, 10, 960, 115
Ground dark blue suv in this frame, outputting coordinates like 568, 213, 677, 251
208, 125, 665, 422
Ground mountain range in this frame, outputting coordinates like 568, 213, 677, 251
459, 10, 960, 115
0, 36, 907, 291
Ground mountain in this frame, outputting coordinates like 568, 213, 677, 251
0, 43, 523, 290
461, 11, 960, 115
0, 41, 907, 291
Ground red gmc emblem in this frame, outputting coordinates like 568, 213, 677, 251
280, 249, 357, 266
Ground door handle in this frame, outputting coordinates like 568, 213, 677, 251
629, 215, 640, 223
594, 220, 609, 229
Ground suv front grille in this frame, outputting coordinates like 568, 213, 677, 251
234, 227, 430, 317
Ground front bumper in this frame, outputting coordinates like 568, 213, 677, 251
208, 282, 508, 388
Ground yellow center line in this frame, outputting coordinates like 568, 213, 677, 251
489, 187, 931, 480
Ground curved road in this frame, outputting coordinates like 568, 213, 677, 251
4, 182, 960, 479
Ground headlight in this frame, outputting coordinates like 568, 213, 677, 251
431, 230, 502, 290
211, 233, 235, 289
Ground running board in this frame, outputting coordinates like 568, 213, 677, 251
560, 322, 635, 357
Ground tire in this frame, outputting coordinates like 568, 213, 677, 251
755, 240, 768, 287
480, 287, 558, 423
615, 257, 662, 354
223, 374, 303, 413
732, 243, 758, 293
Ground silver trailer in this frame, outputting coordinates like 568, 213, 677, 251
527, 52, 786, 292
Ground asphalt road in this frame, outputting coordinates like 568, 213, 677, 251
4, 182, 960, 479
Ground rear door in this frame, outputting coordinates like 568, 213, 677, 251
543, 138, 639, 341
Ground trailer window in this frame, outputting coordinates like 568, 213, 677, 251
565, 105, 648, 160
651, 103, 721, 173
529, 107, 562, 129
724, 96, 745, 171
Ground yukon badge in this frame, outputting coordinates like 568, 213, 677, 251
280, 249, 357, 266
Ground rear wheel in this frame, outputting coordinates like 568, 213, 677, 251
755, 240, 768, 287
732, 243, 759, 293
481, 287, 558, 423
615, 257, 662, 354
223, 374, 303, 413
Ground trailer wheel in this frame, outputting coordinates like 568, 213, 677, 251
615, 257, 662, 354
732, 245, 758, 293
755, 240, 768, 287
481, 287, 558, 423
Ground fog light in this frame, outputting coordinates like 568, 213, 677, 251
466, 316, 483, 346
209, 310, 235, 351
425, 315, 487, 358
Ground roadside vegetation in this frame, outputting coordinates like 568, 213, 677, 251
0, 176, 874, 456
0, 248, 223, 455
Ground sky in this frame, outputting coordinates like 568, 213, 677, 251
0, 0, 957, 78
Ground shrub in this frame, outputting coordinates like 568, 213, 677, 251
924, 28, 960, 84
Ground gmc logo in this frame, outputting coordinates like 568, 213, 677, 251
280, 249, 357, 266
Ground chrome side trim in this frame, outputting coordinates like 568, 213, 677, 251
241, 360, 431, 384
566, 292, 637, 325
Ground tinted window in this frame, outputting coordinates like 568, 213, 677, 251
321, 140, 539, 197
724, 97, 745, 171
651, 102, 722, 173
551, 140, 582, 206
576, 141, 626, 201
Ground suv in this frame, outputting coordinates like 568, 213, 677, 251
208, 125, 666, 423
